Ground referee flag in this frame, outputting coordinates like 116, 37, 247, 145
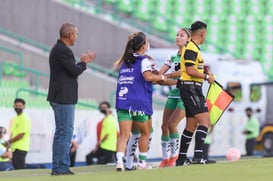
206, 81, 234, 125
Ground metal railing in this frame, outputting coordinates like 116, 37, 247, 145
0, 62, 48, 92
0, 46, 24, 65
15, 88, 98, 109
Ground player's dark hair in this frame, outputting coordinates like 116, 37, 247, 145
120, 32, 146, 68
99, 101, 111, 108
190, 21, 207, 32
14, 98, 26, 105
245, 107, 253, 112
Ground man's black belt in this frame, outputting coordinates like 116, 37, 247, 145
179, 80, 202, 86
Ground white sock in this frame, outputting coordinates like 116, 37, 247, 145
161, 140, 170, 160
170, 137, 179, 158
125, 133, 140, 168
138, 151, 147, 164
116, 152, 124, 164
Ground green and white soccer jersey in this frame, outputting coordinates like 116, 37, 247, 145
164, 52, 181, 99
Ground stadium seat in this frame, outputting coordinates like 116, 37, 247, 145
152, 16, 168, 32
133, 0, 154, 22
117, 0, 133, 14
59, 0, 273, 80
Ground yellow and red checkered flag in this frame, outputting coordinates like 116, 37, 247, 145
206, 81, 234, 125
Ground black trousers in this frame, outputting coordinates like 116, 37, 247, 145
86, 147, 116, 165
12, 149, 27, 170
69, 151, 77, 167
246, 138, 256, 156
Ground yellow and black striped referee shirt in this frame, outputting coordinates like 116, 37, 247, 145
180, 40, 204, 83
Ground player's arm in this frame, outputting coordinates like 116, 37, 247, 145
157, 79, 177, 86
165, 70, 181, 79
143, 71, 166, 83
158, 64, 170, 74
142, 58, 167, 83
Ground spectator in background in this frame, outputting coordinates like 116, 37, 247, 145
0, 126, 14, 171
242, 107, 260, 156
86, 101, 118, 165
4, 98, 31, 170
47, 22, 96, 176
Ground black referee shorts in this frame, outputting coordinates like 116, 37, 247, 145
178, 81, 208, 117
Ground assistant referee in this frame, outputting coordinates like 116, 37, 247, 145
176, 21, 215, 166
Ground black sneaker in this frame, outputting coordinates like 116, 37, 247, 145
192, 158, 216, 164
176, 157, 192, 166
206, 159, 216, 164
65, 170, 75, 175
125, 165, 137, 171
51, 170, 75, 176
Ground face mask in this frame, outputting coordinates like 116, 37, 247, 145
146, 42, 150, 53
100, 109, 107, 115
3, 134, 9, 141
14, 108, 23, 115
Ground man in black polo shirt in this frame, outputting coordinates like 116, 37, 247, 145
176, 21, 215, 165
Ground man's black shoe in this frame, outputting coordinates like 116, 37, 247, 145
65, 170, 75, 175
192, 158, 216, 164
206, 159, 216, 164
51, 170, 75, 176
176, 157, 192, 166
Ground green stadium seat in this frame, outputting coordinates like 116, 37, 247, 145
167, 26, 179, 40
152, 16, 167, 32
151, 0, 173, 31
133, 0, 154, 21
54, 0, 273, 80
117, 0, 133, 14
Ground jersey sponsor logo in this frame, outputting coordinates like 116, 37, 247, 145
118, 86, 128, 100
120, 68, 134, 73
118, 75, 135, 85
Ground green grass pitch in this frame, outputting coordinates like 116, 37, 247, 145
1, 157, 272, 181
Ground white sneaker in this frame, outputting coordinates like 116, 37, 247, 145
116, 163, 124, 172
137, 163, 152, 170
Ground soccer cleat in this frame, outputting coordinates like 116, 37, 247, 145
191, 158, 216, 164
116, 163, 124, 172
175, 157, 192, 166
168, 156, 178, 167
158, 159, 169, 168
